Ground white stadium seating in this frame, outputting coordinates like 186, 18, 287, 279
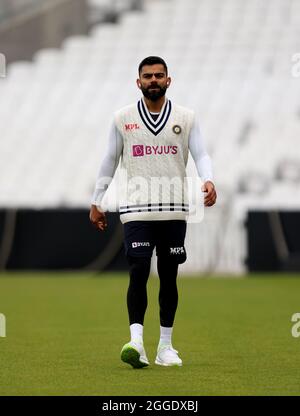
0, 0, 300, 273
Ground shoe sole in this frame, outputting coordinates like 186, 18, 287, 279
155, 358, 182, 367
121, 346, 149, 369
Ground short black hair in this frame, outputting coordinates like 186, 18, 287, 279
138, 56, 168, 75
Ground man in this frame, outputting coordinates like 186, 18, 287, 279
90, 56, 216, 369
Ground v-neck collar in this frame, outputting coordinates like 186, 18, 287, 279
137, 97, 172, 136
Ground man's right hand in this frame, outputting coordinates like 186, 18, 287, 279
89, 204, 107, 231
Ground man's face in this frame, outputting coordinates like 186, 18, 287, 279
137, 64, 171, 102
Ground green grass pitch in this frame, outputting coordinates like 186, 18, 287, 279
1, 272, 300, 396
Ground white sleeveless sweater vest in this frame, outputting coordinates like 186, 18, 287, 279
114, 98, 194, 224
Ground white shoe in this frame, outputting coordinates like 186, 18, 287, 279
155, 344, 182, 366
121, 341, 149, 368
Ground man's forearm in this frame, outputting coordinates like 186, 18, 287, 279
188, 118, 213, 183
91, 122, 123, 206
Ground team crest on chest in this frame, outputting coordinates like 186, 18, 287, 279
172, 125, 181, 134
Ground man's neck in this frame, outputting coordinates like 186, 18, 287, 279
143, 96, 166, 113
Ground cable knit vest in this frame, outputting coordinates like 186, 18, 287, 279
114, 98, 194, 223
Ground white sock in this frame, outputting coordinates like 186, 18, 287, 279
130, 323, 144, 344
159, 326, 173, 346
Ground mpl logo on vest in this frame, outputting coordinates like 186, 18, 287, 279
125, 123, 140, 131
132, 145, 178, 157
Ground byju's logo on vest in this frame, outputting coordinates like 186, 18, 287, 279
132, 145, 144, 157
132, 145, 178, 157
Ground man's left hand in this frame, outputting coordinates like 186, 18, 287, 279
201, 181, 217, 207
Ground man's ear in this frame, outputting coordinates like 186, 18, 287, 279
136, 79, 141, 89
166, 77, 171, 87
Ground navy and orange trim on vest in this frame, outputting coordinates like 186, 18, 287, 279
120, 202, 189, 215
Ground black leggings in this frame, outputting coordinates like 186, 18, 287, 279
126, 256, 179, 327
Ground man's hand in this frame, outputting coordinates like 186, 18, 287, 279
89, 204, 107, 231
201, 181, 217, 207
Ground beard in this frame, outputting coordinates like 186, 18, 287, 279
141, 84, 167, 102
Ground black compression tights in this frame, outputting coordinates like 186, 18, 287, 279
127, 256, 179, 327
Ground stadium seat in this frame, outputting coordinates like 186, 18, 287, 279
0, 0, 299, 273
